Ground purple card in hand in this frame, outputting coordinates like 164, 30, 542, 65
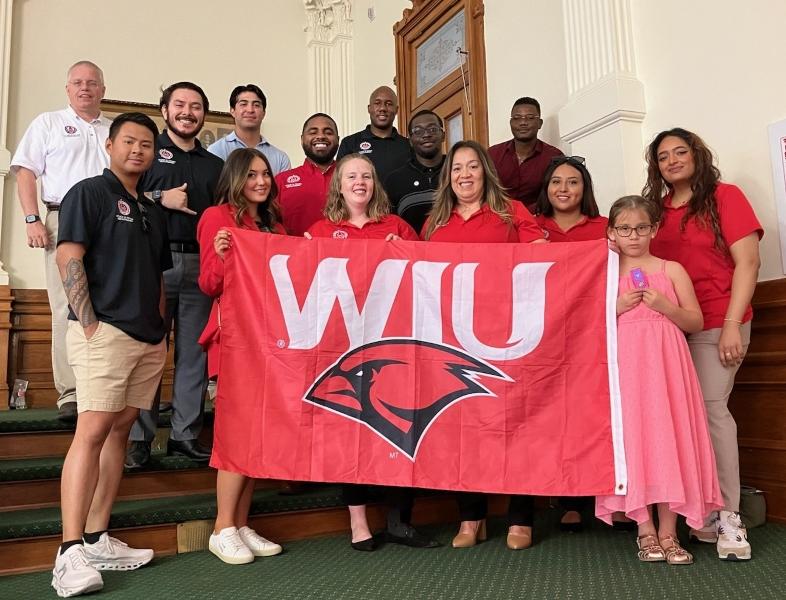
630, 267, 648, 289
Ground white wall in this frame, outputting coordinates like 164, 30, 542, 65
632, 0, 786, 280
484, 0, 569, 149
3, 0, 308, 288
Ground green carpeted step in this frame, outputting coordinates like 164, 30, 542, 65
0, 406, 214, 434
0, 485, 344, 540
0, 453, 211, 482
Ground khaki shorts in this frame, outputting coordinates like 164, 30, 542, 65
66, 320, 167, 413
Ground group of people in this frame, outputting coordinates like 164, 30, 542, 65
9, 60, 761, 597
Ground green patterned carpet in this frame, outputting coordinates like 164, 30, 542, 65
2, 517, 784, 599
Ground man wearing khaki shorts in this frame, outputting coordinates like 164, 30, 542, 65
52, 112, 170, 598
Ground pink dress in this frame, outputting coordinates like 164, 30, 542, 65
596, 262, 723, 529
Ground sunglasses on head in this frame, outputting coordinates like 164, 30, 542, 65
548, 155, 586, 168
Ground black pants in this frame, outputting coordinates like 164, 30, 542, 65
559, 496, 592, 513
342, 484, 414, 524
456, 493, 534, 527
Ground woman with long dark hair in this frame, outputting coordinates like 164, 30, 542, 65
643, 128, 762, 561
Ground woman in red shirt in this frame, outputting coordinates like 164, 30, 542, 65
644, 128, 762, 561
534, 155, 608, 242
307, 154, 434, 552
422, 140, 545, 551
197, 148, 286, 565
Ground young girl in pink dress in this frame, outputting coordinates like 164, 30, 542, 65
596, 195, 723, 565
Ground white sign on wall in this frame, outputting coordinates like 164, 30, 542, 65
768, 119, 786, 274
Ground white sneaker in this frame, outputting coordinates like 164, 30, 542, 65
689, 511, 719, 543
238, 526, 283, 557
209, 527, 254, 564
717, 510, 752, 561
83, 533, 154, 571
51, 544, 104, 598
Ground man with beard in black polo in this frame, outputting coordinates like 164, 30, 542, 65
336, 85, 411, 188
384, 110, 446, 234
126, 82, 224, 469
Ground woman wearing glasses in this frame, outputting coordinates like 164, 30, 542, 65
422, 140, 546, 550
643, 128, 762, 561
197, 148, 285, 565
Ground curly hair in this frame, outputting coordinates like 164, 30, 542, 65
642, 127, 725, 253
214, 148, 281, 229
423, 140, 512, 240
324, 154, 390, 223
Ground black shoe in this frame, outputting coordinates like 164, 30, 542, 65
125, 441, 151, 470
57, 401, 78, 425
559, 511, 584, 533
158, 402, 173, 413
167, 439, 211, 461
351, 536, 378, 552
385, 526, 442, 548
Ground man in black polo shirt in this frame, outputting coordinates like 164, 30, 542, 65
336, 85, 411, 186
53, 112, 169, 597
384, 110, 446, 234
126, 82, 223, 469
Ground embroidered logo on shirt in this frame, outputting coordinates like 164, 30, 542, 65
541, 229, 550, 239
64, 125, 78, 135
285, 174, 303, 189
359, 141, 372, 154
332, 230, 349, 239
287, 175, 301, 184
116, 199, 134, 223
158, 148, 176, 164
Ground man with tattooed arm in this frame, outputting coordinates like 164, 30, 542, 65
51, 112, 170, 598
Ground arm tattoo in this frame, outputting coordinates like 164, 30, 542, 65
63, 258, 97, 327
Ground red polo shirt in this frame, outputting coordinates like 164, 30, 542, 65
536, 214, 609, 242
307, 214, 419, 240
276, 160, 335, 237
422, 201, 545, 243
650, 182, 763, 329
488, 139, 563, 211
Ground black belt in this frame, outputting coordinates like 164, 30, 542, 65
170, 242, 200, 254
45, 203, 60, 212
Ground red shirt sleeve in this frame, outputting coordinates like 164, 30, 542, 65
393, 216, 420, 241
197, 206, 228, 298
716, 183, 763, 246
511, 201, 546, 243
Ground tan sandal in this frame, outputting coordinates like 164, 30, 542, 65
659, 535, 693, 565
637, 534, 666, 562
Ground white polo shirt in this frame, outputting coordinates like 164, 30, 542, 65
11, 106, 111, 205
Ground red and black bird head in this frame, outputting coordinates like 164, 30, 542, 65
304, 338, 512, 459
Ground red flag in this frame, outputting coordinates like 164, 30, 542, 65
214, 230, 626, 496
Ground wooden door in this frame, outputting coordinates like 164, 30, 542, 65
394, 0, 488, 146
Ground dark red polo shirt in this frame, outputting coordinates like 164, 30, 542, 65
488, 139, 563, 212
650, 182, 763, 329
422, 201, 545, 243
276, 160, 335, 236
536, 214, 609, 242
307, 214, 419, 241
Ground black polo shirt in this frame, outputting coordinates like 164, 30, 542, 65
336, 125, 412, 187
384, 156, 444, 233
58, 169, 172, 344
141, 131, 224, 243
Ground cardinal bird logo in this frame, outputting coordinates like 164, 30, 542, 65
304, 338, 512, 460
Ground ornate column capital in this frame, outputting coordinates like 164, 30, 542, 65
304, 0, 353, 44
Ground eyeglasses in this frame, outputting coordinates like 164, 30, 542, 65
137, 201, 151, 234
549, 155, 586, 167
410, 125, 443, 138
613, 224, 654, 237
510, 115, 540, 123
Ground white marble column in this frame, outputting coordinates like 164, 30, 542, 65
0, 0, 14, 284
558, 0, 646, 209
304, 0, 355, 138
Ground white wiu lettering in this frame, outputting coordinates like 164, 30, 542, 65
269, 255, 554, 360
269, 255, 409, 349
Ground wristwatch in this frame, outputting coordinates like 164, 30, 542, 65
24, 214, 41, 224
151, 190, 162, 202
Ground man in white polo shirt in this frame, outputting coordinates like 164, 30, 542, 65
10, 60, 110, 423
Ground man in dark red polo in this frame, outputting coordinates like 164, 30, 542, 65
488, 97, 563, 212
276, 113, 339, 236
